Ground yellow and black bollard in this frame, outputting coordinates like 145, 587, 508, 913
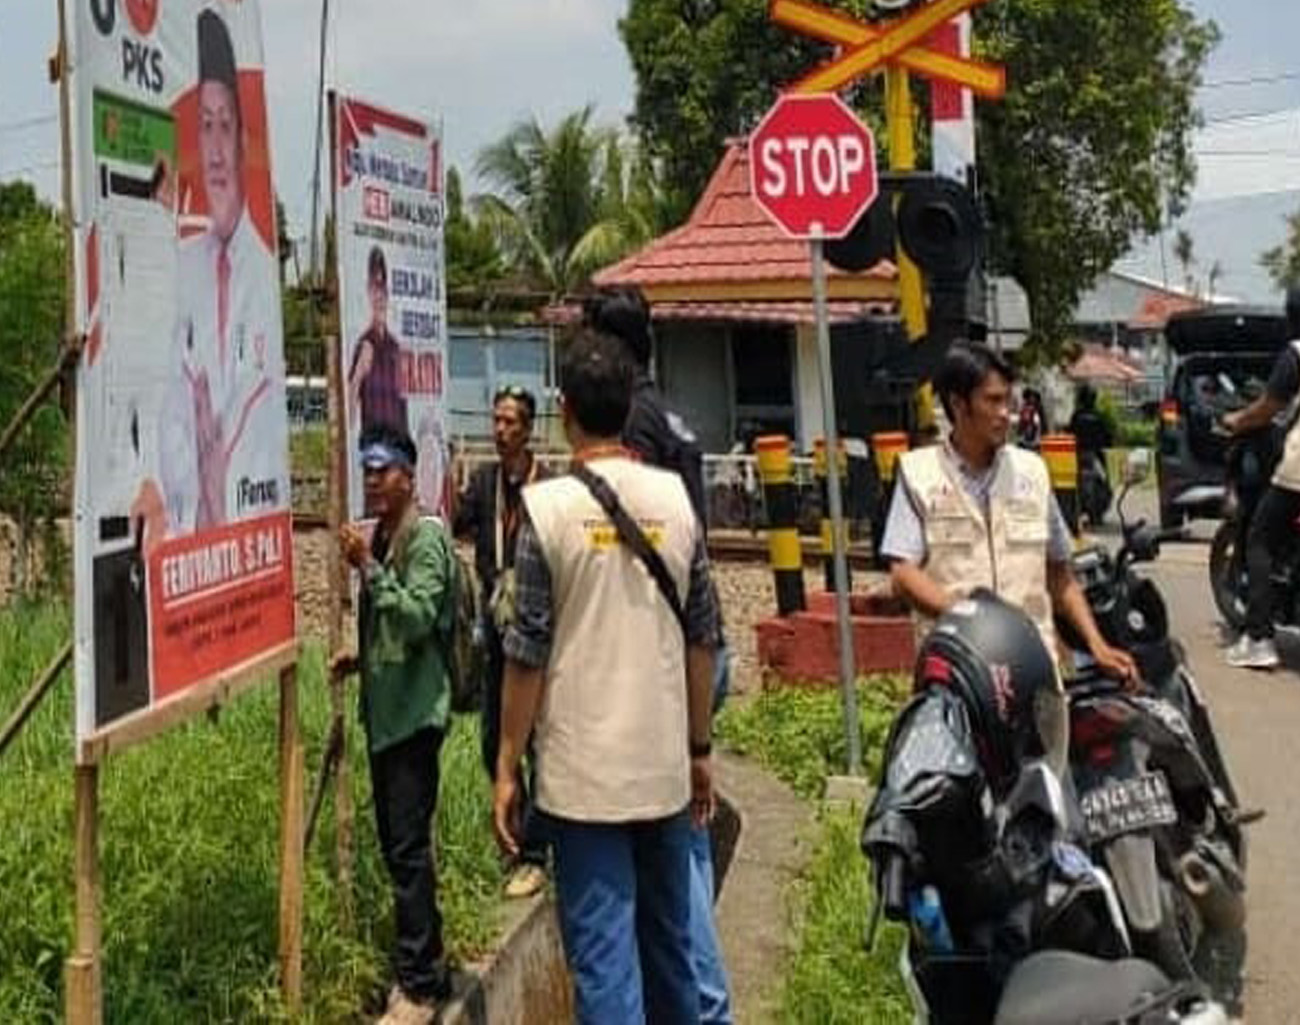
1041, 434, 1080, 537
870, 431, 910, 567
756, 435, 806, 616
814, 438, 851, 594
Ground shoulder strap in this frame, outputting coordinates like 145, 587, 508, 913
571, 462, 689, 638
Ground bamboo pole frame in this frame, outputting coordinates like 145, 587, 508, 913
53, 3, 305, 1019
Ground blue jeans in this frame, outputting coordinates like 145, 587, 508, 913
689, 824, 733, 1023
689, 644, 734, 1023
550, 811, 699, 1025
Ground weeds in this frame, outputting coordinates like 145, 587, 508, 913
717, 677, 911, 1023
777, 811, 910, 1024
716, 676, 908, 799
0, 603, 501, 1023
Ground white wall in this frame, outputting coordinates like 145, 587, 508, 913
794, 322, 824, 453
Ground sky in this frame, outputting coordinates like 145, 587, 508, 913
2, 0, 1298, 286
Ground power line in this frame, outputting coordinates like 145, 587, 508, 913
1201, 107, 1299, 126
1195, 149, 1300, 158
0, 113, 58, 135
0, 159, 60, 179
1202, 70, 1300, 90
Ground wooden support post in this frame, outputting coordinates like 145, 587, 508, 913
325, 93, 356, 928
65, 765, 101, 1025
278, 664, 305, 1013
0, 640, 72, 760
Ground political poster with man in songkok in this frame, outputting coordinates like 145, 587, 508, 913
66, 0, 295, 756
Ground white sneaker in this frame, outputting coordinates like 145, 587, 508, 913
1225, 636, 1280, 670
377, 990, 436, 1025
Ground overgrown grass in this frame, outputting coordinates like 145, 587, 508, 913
0, 601, 501, 1023
778, 811, 910, 1024
717, 678, 911, 1023
716, 676, 908, 799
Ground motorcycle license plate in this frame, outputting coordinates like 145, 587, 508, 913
1080, 772, 1177, 842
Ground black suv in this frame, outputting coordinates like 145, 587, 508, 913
1157, 306, 1290, 528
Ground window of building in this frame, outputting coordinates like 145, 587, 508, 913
731, 325, 796, 439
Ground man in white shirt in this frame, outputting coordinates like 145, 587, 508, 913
134, 9, 286, 548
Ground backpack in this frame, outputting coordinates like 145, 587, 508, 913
441, 536, 485, 714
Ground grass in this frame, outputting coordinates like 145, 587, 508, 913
778, 811, 911, 1024
0, 601, 501, 1023
717, 678, 912, 1023
716, 676, 909, 800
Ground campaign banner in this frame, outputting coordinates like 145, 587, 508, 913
66, 0, 295, 751
333, 94, 448, 522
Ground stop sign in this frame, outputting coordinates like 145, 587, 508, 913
749, 93, 879, 240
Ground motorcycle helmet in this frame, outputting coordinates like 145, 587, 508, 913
915, 590, 1059, 790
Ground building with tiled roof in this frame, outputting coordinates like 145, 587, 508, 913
574, 140, 900, 452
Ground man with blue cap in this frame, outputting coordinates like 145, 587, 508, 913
335, 422, 456, 1024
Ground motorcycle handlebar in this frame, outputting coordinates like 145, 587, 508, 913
880, 852, 908, 921
1156, 526, 1188, 545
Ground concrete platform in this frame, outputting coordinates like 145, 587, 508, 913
755, 590, 916, 682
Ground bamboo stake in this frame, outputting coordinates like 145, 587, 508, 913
0, 640, 71, 759
278, 663, 305, 1012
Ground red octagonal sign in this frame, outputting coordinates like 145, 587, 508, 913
749, 93, 879, 240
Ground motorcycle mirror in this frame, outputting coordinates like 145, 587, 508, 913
1123, 449, 1151, 486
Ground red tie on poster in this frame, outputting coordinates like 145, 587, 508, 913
217, 244, 231, 362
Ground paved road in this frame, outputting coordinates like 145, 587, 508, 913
1138, 536, 1300, 1024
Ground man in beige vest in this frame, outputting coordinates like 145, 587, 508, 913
1221, 287, 1300, 670
493, 328, 718, 1024
882, 343, 1136, 701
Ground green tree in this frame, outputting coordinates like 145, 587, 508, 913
0, 181, 69, 593
474, 106, 667, 298
621, 0, 1217, 355
1261, 207, 1300, 291
445, 165, 507, 300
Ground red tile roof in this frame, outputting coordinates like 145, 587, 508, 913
1128, 292, 1205, 330
593, 142, 896, 290
543, 298, 893, 326
1067, 345, 1144, 384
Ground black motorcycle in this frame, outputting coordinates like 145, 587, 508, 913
1208, 424, 1300, 633
1061, 459, 1249, 1006
862, 596, 1226, 1024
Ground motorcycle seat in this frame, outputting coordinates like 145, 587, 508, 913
994, 950, 1174, 1024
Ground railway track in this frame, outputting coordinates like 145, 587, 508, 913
291, 513, 877, 569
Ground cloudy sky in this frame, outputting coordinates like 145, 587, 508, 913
2, 0, 1297, 258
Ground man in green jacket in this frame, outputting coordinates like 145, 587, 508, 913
337, 422, 454, 1025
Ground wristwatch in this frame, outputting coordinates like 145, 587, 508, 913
690, 740, 712, 759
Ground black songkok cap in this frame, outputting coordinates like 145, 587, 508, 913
197, 9, 239, 101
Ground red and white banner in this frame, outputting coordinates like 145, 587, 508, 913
930, 12, 976, 184
66, 0, 295, 752
333, 94, 448, 522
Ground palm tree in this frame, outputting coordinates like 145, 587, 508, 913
474, 107, 665, 298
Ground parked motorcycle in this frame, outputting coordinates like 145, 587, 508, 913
1208, 424, 1295, 633
862, 594, 1226, 1024
1062, 454, 1249, 1007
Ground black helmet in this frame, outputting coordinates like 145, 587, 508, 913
915, 591, 1058, 789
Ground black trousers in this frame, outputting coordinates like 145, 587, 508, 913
481, 619, 547, 866
1245, 485, 1300, 640
369, 726, 450, 1001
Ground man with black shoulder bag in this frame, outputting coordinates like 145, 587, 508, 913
453, 385, 549, 896
493, 328, 720, 1024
